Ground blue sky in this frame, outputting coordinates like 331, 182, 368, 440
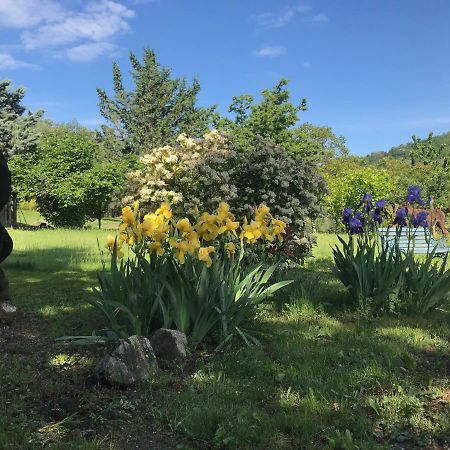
1, 0, 450, 155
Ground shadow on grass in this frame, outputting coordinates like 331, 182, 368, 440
1, 245, 448, 449
3, 246, 104, 275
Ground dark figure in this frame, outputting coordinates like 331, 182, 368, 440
0, 155, 13, 262
0, 155, 13, 319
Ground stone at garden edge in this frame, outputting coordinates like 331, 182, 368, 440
95, 335, 158, 386
151, 328, 188, 362
0, 301, 16, 324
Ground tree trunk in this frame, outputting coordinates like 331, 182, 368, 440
0, 195, 17, 228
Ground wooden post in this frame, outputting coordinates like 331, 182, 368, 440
0, 195, 17, 228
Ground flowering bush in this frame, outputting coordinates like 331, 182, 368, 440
333, 187, 450, 313
323, 165, 396, 224
108, 200, 286, 264
90, 201, 292, 348
114, 132, 326, 262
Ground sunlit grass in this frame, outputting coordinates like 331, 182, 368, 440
0, 230, 448, 449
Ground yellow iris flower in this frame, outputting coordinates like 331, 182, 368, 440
198, 246, 215, 267
148, 241, 165, 256
105, 234, 124, 258
224, 242, 237, 257
196, 213, 219, 241
176, 218, 192, 234
241, 220, 263, 244
121, 206, 135, 225
155, 202, 173, 219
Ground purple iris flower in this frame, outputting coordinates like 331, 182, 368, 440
393, 207, 408, 227
359, 193, 374, 212
411, 211, 429, 228
375, 199, 387, 209
406, 185, 425, 207
371, 209, 383, 224
342, 207, 353, 225
353, 210, 365, 223
348, 217, 364, 235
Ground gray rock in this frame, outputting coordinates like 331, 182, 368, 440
95, 335, 158, 386
0, 301, 16, 324
151, 328, 188, 362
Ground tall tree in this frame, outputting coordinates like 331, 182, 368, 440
97, 49, 214, 153
214, 78, 347, 160
0, 80, 41, 227
0, 80, 42, 160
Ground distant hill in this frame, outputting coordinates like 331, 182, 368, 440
365, 131, 450, 163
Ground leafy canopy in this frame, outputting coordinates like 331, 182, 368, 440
10, 123, 126, 228
215, 78, 347, 161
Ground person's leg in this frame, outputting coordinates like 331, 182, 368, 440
0, 223, 13, 263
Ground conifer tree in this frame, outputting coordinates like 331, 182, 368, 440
97, 49, 213, 153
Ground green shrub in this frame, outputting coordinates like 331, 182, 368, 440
333, 188, 450, 313
116, 131, 326, 261
93, 247, 290, 348
10, 124, 125, 228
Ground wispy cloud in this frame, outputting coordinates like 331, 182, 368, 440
0, 0, 64, 28
252, 4, 311, 29
0, 1, 135, 63
66, 42, 119, 62
0, 53, 40, 70
21, 1, 134, 50
253, 45, 287, 57
312, 13, 329, 23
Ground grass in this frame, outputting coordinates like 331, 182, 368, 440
0, 228, 449, 449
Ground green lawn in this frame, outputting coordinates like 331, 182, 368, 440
0, 229, 449, 449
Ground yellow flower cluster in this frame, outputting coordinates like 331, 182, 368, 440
106, 201, 286, 267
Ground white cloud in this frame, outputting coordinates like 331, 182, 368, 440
21, 1, 135, 50
312, 13, 329, 23
66, 42, 118, 62
252, 4, 311, 29
0, 0, 64, 28
0, 53, 40, 70
253, 45, 287, 57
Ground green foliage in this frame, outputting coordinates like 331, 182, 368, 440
92, 243, 291, 348
0, 79, 42, 160
333, 235, 406, 312
333, 195, 450, 314
97, 48, 214, 153
215, 78, 347, 160
365, 131, 450, 209
324, 164, 396, 223
84, 162, 126, 228
10, 123, 126, 227
403, 252, 450, 313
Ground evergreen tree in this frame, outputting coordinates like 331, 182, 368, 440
0, 80, 41, 160
0, 80, 41, 227
97, 49, 214, 153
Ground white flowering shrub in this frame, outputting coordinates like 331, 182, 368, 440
115, 132, 326, 261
